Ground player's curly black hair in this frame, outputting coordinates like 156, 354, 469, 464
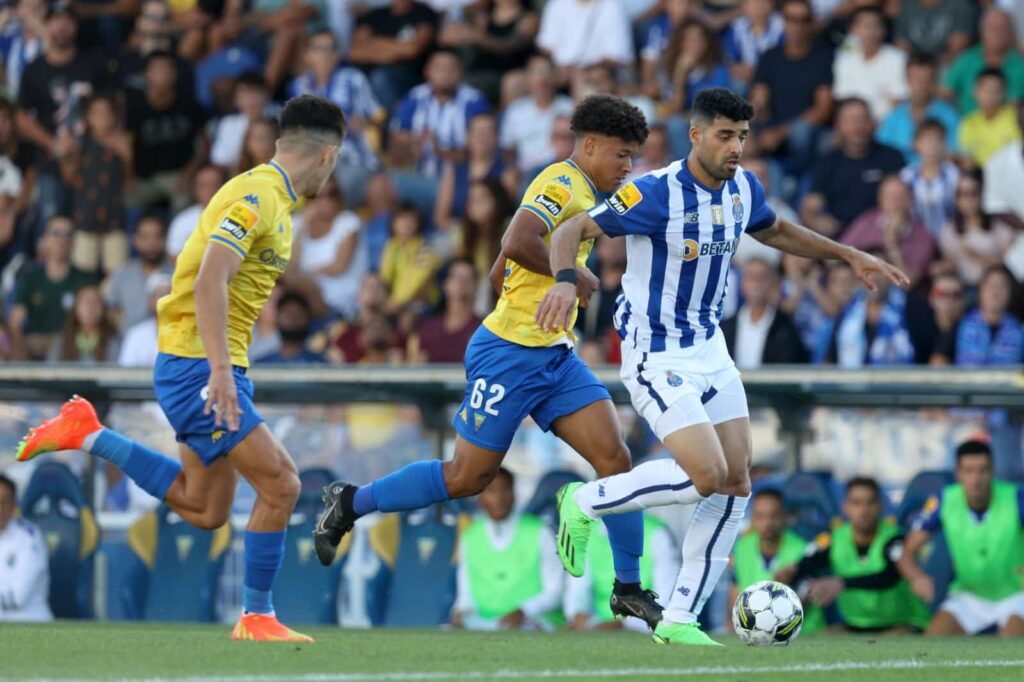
570, 94, 648, 144
692, 88, 755, 126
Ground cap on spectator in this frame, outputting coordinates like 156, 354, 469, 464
47, 0, 76, 19
0, 157, 23, 197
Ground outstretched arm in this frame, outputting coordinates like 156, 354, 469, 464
535, 212, 606, 332
897, 528, 935, 604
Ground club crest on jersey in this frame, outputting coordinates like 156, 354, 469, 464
732, 194, 744, 222
608, 183, 643, 215
666, 371, 683, 387
534, 182, 572, 217
219, 201, 259, 241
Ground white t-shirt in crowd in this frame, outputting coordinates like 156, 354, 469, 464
833, 43, 909, 121
500, 95, 575, 172
984, 141, 1024, 221
167, 204, 203, 257
296, 210, 368, 319
734, 305, 777, 369
537, 0, 634, 68
118, 318, 159, 368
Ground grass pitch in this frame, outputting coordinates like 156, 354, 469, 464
1, 622, 1023, 682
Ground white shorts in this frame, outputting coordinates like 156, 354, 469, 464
939, 591, 1024, 634
620, 334, 749, 441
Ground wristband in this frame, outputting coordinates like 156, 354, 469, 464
555, 268, 577, 285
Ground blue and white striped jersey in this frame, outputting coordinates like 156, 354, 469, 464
590, 160, 777, 353
289, 67, 384, 168
391, 83, 491, 178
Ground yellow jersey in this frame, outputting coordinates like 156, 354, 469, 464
483, 159, 597, 347
157, 162, 300, 367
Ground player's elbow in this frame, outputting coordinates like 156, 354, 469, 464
501, 230, 529, 263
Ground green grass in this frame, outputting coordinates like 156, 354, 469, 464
1, 623, 1023, 682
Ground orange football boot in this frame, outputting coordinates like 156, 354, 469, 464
231, 613, 315, 643
16, 395, 102, 462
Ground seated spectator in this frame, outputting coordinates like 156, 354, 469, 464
899, 439, 1024, 636
8, 216, 93, 360
572, 63, 657, 129
722, 0, 784, 85
779, 254, 829, 355
776, 477, 929, 633
722, 257, 808, 367
457, 179, 513, 313
348, 0, 437, 111
751, 0, 834, 175
234, 116, 278, 175
0, 98, 32, 215
982, 99, 1024, 232
578, 235, 626, 342
105, 214, 173, 332
899, 119, 959, 238
893, 0, 973, 64
500, 55, 574, 178
877, 54, 960, 163
630, 125, 672, 178
209, 71, 274, 172
125, 51, 208, 214
167, 164, 228, 258
451, 468, 562, 630
434, 114, 517, 233
536, 0, 633, 83
735, 157, 796, 264
938, 175, 1016, 289
390, 49, 490, 181
409, 258, 483, 364
927, 272, 967, 365
0, 474, 52, 622
293, 180, 367, 320
332, 272, 406, 362
641, 0, 705, 99
118, 0, 196, 94
380, 204, 440, 313
358, 313, 405, 365
58, 93, 131, 277
118, 272, 172, 368
254, 291, 327, 364
47, 284, 120, 363
664, 20, 732, 123
362, 172, 399, 272
832, 6, 908, 122
802, 98, 905, 238
942, 8, 1024, 114
728, 489, 825, 634
958, 69, 1022, 171
0, 0, 46, 101
937, 265, 1023, 366
842, 176, 936, 286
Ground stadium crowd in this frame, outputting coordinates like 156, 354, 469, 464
0, 0, 1018, 368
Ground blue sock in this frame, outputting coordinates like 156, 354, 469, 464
603, 511, 643, 584
364, 460, 449, 513
92, 429, 182, 501
243, 530, 285, 615
353, 485, 376, 516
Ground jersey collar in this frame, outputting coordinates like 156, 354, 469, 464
564, 159, 598, 196
268, 160, 299, 203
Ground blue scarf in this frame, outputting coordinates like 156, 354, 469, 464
954, 309, 1024, 366
836, 289, 915, 367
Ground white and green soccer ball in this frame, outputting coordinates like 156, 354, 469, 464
732, 580, 804, 646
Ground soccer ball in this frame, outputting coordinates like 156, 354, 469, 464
732, 580, 803, 646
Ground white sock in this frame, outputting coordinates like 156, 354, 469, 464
664, 493, 749, 624
574, 459, 706, 519
82, 429, 103, 452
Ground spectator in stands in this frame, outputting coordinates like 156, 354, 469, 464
0, 474, 52, 622
982, 99, 1024, 232
348, 0, 437, 111
936, 265, 1024, 366
0, 98, 31, 214
641, 0, 703, 99
751, 0, 834, 175
124, 51, 208, 214
254, 291, 327, 364
728, 489, 825, 634
928, 272, 967, 365
893, 0, 973, 64
458, 179, 513, 312
577, 234, 626, 342
434, 114, 517, 233
963, 70, 1023, 174
362, 173, 399, 272
409, 258, 483, 363
939, 174, 1016, 289
358, 313, 404, 365
832, 6, 908, 122
234, 116, 277, 176
722, 0, 784, 86
0, 0, 46, 100
167, 164, 227, 258
105, 214, 173, 332
0, 177, 21, 278
118, 272, 171, 368
536, 0, 633, 82
899, 119, 959, 239
877, 55, 960, 163
58, 93, 131, 277
572, 63, 657, 130
17, 3, 110, 234
452, 468, 563, 630
500, 54, 574, 178
209, 71, 273, 172
664, 19, 731, 125
776, 477, 929, 632
293, 180, 367, 320
8, 215, 92, 360
722, 257, 808, 367
119, 0, 195, 94
47, 284, 119, 363
842, 176, 935, 286
630, 125, 672, 178
899, 439, 1024, 636
778, 254, 827, 354
943, 8, 1024, 114
380, 204, 439, 314
802, 98, 905, 238
333, 272, 402, 362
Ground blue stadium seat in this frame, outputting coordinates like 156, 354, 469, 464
783, 472, 840, 540
896, 470, 954, 530
522, 470, 583, 528
273, 469, 347, 625
20, 462, 98, 619
365, 502, 468, 627
118, 505, 231, 622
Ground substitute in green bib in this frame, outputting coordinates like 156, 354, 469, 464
565, 514, 676, 630
451, 468, 564, 630
729, 489, 825, 634
777, 477, 929, 632
899, 439, 1024, 636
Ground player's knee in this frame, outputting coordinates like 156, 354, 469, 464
592, 442, 632, 477
689, 458, 728, 497
720, 467, 752, 497
443, 461, 496, 499
194, 508, 230, 530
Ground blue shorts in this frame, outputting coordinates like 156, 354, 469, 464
153, 353, 264, 466
453, 327, 611, 452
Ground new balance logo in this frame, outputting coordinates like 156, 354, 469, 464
244, 194, 260, 207
598, 484, 606, 498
